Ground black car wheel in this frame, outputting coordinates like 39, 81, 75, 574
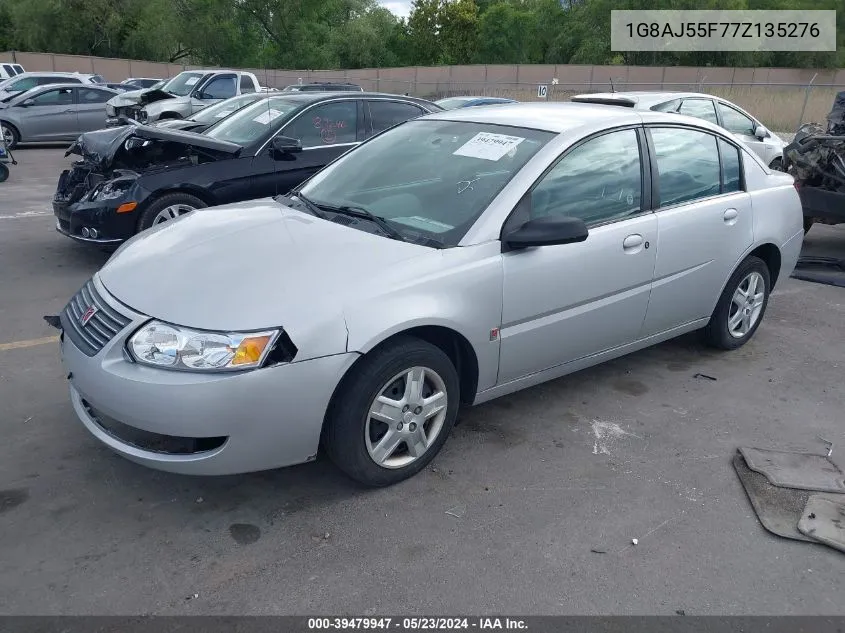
1, 122, 19, 150
0, 163, 8, 183
323, 336, 460, 487
703, 256, 771, 351
138, 192, 207, 232
769, 157, 784, 171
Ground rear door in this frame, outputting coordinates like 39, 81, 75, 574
250, 99, 364, 198
677, 98, 719, 125
640, 126, 753, 337
16, 87, 77, 140
75, 87, 113, 132
190, 73, 237, 114
366, 99, 427, 137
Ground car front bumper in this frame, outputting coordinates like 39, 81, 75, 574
53, 196, 137, 244
60, 276, 358, 475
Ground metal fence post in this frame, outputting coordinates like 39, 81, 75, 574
797, 73, 818, 130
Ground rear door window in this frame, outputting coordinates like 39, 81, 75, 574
716, 102, 756, 136
678, 98, 718, 124
649, 127, 722, 206
368, 100, 425, 135
78, 87, 113, 104
239, 75, 256, 93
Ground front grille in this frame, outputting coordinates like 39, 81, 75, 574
60, 279, 132, 356
83, 400, 227, 455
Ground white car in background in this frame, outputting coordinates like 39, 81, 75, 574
571, 91, 787, 170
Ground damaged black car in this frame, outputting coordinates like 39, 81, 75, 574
53, 91, 441, 246
784, 91, 845, 233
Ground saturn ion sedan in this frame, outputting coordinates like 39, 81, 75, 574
54, 102, 804, 486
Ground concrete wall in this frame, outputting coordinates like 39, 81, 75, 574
1, 50, 842, 89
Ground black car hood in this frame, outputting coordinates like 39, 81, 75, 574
66, 125, 242, 171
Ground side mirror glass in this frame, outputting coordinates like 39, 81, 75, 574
503, 215, 589, 250
272, 135, 303, 155
754, 124, 769, 139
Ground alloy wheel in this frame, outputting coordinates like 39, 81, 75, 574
728, 271, 765, 338
152, 203, 195, 224
365, 366, 448, 469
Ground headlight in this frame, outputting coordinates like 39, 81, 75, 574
91, 180, 132, 201
106, 104, 115, 117
128, 320, 281, 371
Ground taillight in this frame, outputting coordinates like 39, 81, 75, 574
793, 181, 801, 190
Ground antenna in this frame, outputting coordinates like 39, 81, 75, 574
265, 58, 279, 199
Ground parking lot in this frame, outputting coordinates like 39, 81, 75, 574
1, 146, 844, 615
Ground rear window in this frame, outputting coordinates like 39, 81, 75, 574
12, 65, 24, 75
2, 65, 14, 76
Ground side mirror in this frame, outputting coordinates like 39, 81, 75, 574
271, 136, 303, 155
754, 124, 769, 139
19, 98, 34, 107
503, 215, 589, 250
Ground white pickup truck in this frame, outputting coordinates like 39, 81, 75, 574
105, 69, 262, 126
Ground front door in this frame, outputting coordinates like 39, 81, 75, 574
640, 127, 754, 336
17, 87, 77, 141
498, 127, 657, 384
250, 99, 363, 198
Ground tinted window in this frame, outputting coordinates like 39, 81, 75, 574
239, 75, 256, 93
678, 98, 718, 124
717, 102, 755, 136
203, 96, 300, 145
201, 75, 237, 100
282, 101, 358, 147
78, 88, 112, 104
369, 100, 424, 134
719, 138, 742, 193
12, 65, 24, 74
650, 128, 721, 206
30, 87, 74, 106
651, 99, 681, 113
2, 65, 14, 76
531, 129, 642, 226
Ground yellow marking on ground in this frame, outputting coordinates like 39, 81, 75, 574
0, 336, 59, 351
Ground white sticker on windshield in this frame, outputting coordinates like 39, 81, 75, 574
453, 132, 525, 161
185, 76, 200, 86
252, 108, 283, 124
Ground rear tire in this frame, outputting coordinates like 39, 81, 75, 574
704, 256, 771, 351
0, 163, 8, 183
323, 336, 460, 487
769, 157, 784, 171
1, 122, 19, 150
137, 192, 207, 232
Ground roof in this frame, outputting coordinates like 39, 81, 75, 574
21, 82, 117, 92
423, 101, 645, 133
259, 91, 438, 108
9, 71, 96, 78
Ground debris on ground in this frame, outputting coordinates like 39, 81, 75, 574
693, 373, 717, 381
195, 497, 203, 504
590, 547, 607, 554
185, 593, 199, 601
631, 538, 638, 545
445, 504, 466, 518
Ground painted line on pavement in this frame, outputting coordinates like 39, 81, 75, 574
0, 336, 59, 351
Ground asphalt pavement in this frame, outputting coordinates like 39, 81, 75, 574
1, 147, 844, 615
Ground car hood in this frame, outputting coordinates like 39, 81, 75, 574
65, 124, 242, 171
107, 87, 175, 108
98, 199, 432, 352
144, 95, 190, 114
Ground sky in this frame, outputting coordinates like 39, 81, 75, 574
379, 0, 413, 19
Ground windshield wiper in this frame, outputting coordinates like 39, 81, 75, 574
323, 204, 408, 242
278, 191, 328, 219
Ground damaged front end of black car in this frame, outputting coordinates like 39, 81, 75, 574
784, 91, 845, 232
53, 125, 241, 247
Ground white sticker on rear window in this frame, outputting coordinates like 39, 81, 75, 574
453, 132, 525, 161
252, 108, 283, 124
185, 76, 200, 86
214, 108, 235, 118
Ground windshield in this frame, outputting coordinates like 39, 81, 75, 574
162, 72, 207, 96
298, 120, 554, 248
435, 97, 474, 110
192, 94, 263, 124
204, 96, 300, 144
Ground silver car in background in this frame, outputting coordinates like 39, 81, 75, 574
571, 91, 787, 170
0, 83, 118, 149
56, 103, 803, 486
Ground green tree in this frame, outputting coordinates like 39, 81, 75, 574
439, 0, 480, 64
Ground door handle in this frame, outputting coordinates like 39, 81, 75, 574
723, 208, 739, 225
622, 234, 644, 253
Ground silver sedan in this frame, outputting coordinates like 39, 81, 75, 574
56, 103, 804, 486
0, 83, 118, 149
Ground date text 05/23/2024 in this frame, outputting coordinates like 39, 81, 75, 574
307, 618, 528, 630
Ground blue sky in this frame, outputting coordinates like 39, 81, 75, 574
379, 0, 413, 19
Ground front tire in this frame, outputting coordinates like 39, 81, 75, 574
137, 192, 207, 232
704, 256, 771, 350
323, 336, 460, 487
769, 157, 784, 171
0, 163, 8, 183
